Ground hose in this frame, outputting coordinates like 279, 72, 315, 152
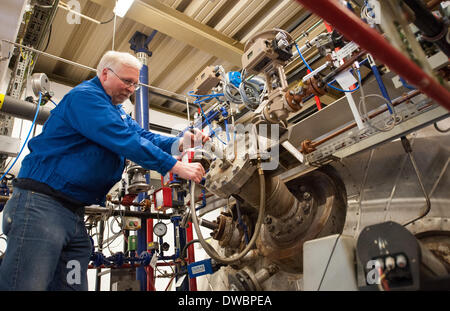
434, 121, 450, 133
0, 92, 42, 183
180, 239, 200, 263
189, 162, 266, 265
357, 67, 397, 132
295, 42, 313, 72
401, 137, 431, 227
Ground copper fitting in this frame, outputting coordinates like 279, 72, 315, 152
300, 139, 316, 154
285, 91, 304, 111
303, 77, 326, 97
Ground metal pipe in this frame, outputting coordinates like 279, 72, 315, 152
94, 219, 105, 291
134, 51, 150, 292
0, 40, 190, 102
306, 89, 421, 152
89, 261, 178, 269
186, 222, 197, 291
403, 0, 450, 57
0, 94, 51, 125
146, 218, 155, 291
322, 50, 367, 84
84, 206, 172, 219
294, 0, 450, 111
401, 137, 431, 227
58, 2, 101, 24
199, 218, 219, 230
1, 40, 96, 72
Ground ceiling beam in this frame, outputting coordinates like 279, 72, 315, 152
89, 0, 244, 66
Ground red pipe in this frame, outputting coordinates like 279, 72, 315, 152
294, 0, 450, 111
146, 218, 155, 291
186, 222, 197, 291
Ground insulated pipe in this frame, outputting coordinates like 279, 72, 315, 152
0, 94, 51, 125
403, 0, 450, 57
294, 0, 450, 111
84, 206, 172, 219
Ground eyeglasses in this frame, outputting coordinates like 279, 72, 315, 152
107, 67, 141, 91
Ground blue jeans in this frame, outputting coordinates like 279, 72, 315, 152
0, 187, 91, 290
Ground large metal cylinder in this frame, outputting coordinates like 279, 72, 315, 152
232, 171, 295, 218
205, 133, 347, 274
256, 166, 348, 273
0, 94, 51, 125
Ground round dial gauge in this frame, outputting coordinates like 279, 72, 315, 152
153, 222, 168, 237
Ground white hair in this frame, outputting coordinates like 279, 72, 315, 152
96, 51, 142, 77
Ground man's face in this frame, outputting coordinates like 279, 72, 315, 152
101, 64, 140, 105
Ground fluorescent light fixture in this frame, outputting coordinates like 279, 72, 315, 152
113, 0, 135, 18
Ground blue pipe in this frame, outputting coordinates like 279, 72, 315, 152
399, 77, 416, 90
295, 42, 313, 72
221, 107, 230, 142
135, 62, 149, 291
370, 64, 393, 114
136, 65, 149, 130
195, 189, 207, 211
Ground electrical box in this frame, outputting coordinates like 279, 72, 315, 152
303, 234, 358, 291
123, 217, 141, 230
242, 38, 279, 75
154, 187, 172, 211
193, 66, 221, 95
187, 258, 214, 279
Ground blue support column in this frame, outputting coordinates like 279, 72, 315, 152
129, 31, 156, 291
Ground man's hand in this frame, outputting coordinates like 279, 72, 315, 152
170, 160, 205, 184
178, 128, 210, 152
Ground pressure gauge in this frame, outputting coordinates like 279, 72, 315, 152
153, 222, 167, 237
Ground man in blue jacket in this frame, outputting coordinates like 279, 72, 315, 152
0, 51, 207, 290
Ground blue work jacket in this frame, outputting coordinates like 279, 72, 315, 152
18, 76, 179, 206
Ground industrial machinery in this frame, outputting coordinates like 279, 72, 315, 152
176, 0, 450, 291
0, 0, 449, 292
